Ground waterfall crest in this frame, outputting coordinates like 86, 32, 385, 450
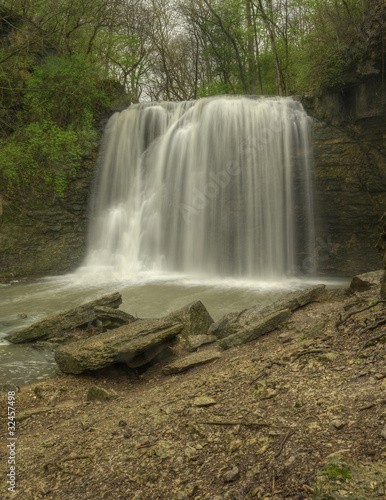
83, 96, 314, 281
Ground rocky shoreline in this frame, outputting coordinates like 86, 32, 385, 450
1, 271, 386, 499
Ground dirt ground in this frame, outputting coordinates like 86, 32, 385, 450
1, 284, 386, 500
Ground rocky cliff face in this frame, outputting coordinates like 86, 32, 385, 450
309, 97, 385, 276
302, 0, 386, 277
0, 154, 97, 280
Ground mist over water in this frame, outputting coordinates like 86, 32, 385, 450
81, 96, 314, 281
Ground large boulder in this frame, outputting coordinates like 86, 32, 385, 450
55, 317, 183, 374
5, 292, 123, 343
165, 300, 214, 338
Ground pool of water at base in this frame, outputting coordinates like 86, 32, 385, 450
0, 272, 348, 387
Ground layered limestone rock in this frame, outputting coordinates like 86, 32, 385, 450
301, 1, 386, 277
5, 292, 124, 343
0, 154, 97, 280
210, 285, 326, 349
54, 300, 213, 374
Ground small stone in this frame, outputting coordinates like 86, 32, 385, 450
17, 313, 28, 319
381, 425, 386, 440
319, 352, 337, 362
284, 455, 296, 468
184, 445, 198, 461
260, 388, 277, 400
193, 396, 216, 407
86, 386, 118, 402
331, 419, 346, 430
227, 439, 242, 454
278, 331, 298, 344
223, 466, 240, 483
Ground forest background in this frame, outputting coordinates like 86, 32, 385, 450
0, 0, 377, 197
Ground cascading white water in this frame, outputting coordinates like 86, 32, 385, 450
83, 96, 314, 281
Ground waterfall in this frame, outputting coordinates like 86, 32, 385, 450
83, 96, 314, 281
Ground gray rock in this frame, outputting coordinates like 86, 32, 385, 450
126, 342, 176, 369
219, 308, 292, 350
211, 285, 325, 342
184, 334, 217, 352
162, 350, 221, 375
165, 300, 214, 337
349, 270, 383, 293
193, 396, 216, 407
209, 311, 242, 339
313, 455, 386, 499
55, 318, 182, 374
331, 419, 346, 430
94, 306, 136, 329
5, 292, 122, 344
86, 386, 118, 402
223, 466, 240, 483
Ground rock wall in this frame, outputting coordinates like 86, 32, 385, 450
0, 154, 97, 280
303, 0, 386, 277
306, 85, 385, 276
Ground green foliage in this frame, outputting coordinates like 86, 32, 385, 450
0, 54, 112, 197
198, 80, 237, 98
25, 54, 111, 128
0, 120, 96, 196
325, 464, 352, 480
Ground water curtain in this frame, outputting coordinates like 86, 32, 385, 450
84, 96, 314, 280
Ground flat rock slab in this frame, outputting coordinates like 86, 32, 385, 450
5, 292, 122, 344
162, 350, 221, 375
210, 284, 326, 341
313, 455, 386, 499
219, 308, 292, 350
193, 396, 217, 407
184, 334, 217, 352
55, 318, 183, 374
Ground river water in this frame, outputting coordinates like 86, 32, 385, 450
0, 274, 347, 387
